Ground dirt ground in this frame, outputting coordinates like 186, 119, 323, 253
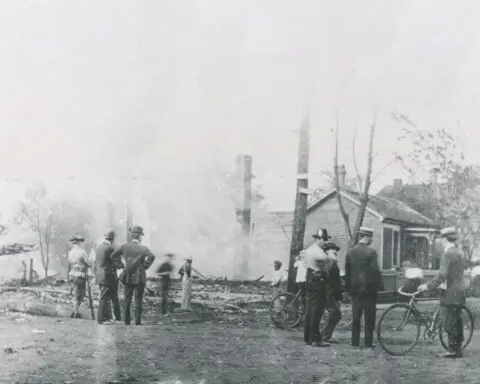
1, 309, 480, 384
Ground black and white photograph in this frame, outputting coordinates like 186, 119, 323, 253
0, 1, 479, 383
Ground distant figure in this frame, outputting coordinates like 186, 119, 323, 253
178, 257, 193, 311
294, 253, 307, 310
344, 226, 383, 349
68, 234, 90, 318
95, 230, 124, 324
156, 253, 175, 315
418, 227, 467, 358
271, 260, 286, 312
111, 226, 155, 325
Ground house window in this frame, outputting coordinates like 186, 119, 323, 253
382, 227, 400, 270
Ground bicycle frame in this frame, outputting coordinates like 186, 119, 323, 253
398, 288, 441, 340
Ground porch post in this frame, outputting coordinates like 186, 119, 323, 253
427, 233, 434, 270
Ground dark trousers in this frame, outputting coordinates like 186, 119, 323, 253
322, 303, 342, 339
97, 280, 121, 323
160, 279, 170, 314
351, 294, 377, 347
303, 270, 327, 345
124, 283, 145, 325
443, 305, 464, 353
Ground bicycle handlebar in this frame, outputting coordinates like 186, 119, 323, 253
397, 286, 421, 297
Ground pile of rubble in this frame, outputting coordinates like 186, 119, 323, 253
0, 278, 273, 319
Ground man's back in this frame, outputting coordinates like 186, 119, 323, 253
345, 244, 382, 295
113, 241, 155, 285
95, 242, 115, 284
443, 247, 467, 305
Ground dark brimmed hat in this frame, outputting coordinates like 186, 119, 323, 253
104, 230, 115, 241
69, 234, 85, 242
357, 226, 374, 237
313, 228, 331, 241
129, 226, 144, 236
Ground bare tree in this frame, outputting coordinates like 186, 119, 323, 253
334, 112, 377, 247
15, 183, 55, 280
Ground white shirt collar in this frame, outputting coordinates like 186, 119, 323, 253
131, 239, 140, 244
102, 239, 111, 246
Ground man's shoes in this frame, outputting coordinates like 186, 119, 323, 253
351, 344, 360, 349
312, 341, 330, 347
324, 337, 339, 344
443, 351, 463, 358
364, 344, 376, 349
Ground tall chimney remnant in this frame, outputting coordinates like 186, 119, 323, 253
335, 164, 346, 188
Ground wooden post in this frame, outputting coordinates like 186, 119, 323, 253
287, 110, 310, 293
29, 258, 33, 284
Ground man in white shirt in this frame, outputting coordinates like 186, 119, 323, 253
68, 234, 90, 318
303, 228, 332, 347
294, 253, 307, 310
271, 260, 287, 313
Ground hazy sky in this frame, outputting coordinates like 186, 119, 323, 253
1, 0, 480, 212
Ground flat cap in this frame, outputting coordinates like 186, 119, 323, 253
357, 226, 374, 237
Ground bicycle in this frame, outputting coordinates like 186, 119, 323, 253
269, 289, 305, 329
377, 286, 474, 356
269, 289, 353, 331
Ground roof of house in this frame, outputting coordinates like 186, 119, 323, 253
307, 189, 436, 226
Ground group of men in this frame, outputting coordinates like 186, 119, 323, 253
68, 225, 197, 324
298, 225, 466, 357
68, 225, 155, 325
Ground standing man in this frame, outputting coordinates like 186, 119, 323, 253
418, 227, 467, 358
344, 227, 383, 349
178, 257, 194, 311
156, 253, 175, 315
68, 234, 90, 319
294, 253, 307, 310
321, 242, 343, 344
270, 260, 286, 313
303, 228, 332, 347
111, 226, 155, 325
95, 230, 124, 324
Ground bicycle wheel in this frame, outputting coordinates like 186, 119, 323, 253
269, 292, 302, 329
439, 304, 474, 352
377, 303, 421, 356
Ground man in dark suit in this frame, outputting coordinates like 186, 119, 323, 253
418, 226, 467, 358
111, 225, 155, 325
156, 253, 175, 315
320, 242, 343, 344
95, 230, 124, 324
344, 226, 383, 349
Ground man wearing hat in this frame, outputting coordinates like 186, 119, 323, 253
156, 253, 175, 315
178, 256, 194, 311
320, 241, 343, 344
68, 234, 90, 318
418, 227, 467, 358
95, 230, 124, 324
344, 226, 383, 349
111, 226, 155, 325
302, 228, 333, 347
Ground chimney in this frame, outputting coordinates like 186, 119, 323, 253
393, 178, 402, 187
335, 164, 346, 188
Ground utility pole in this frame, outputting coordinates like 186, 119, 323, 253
287, 110, 310, 293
